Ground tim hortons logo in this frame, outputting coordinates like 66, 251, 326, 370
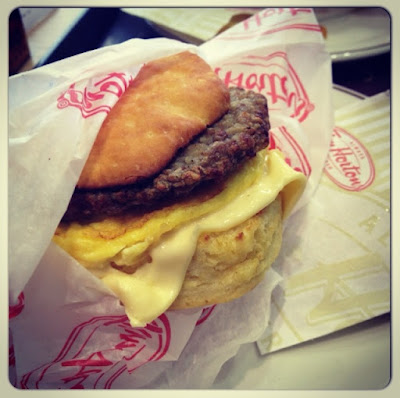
216, 8, 321, 41
242, 8, 313, 30
269, 126, 311, 176
20, 314, 171, 389
215, 52, 314, 123
324, 126, 375, 191
57, 72, 133, 118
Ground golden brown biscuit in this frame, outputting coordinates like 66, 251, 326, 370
170, 195, 282, 310
77, 51, 230, 189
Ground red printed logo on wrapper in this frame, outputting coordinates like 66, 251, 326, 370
9, 292, 25, 319
195, 305, 216, 326
20, 314, 171, 389
57, 72, 133, 118
215, 52, 314, 123
324, 126, 375, 191
269, 126, 311, 177
216, 8, 322, 41
9, 337, 17, 387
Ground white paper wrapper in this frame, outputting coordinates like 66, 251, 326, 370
257, 91, 390, 355
8, 38, 199, 303
9, 8, 334, 389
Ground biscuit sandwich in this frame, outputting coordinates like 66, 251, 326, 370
53, 51, 307, 326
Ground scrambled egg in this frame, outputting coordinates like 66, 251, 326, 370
53, 149, 266, 270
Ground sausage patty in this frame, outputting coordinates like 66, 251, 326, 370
62, 87, 270, 222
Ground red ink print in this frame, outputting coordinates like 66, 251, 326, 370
324, 126, 375, 191
20, 314, 171, 389
57, 72, 133, 119
270, 126, 311, 176
215, 52, 314, 123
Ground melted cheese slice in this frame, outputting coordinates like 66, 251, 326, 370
55, 149, 264, 268
54, 150, 306, 326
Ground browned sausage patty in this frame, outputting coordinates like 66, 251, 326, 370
62, 87, 270, 222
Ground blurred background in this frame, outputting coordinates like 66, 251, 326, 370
9, 7, 391, 96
